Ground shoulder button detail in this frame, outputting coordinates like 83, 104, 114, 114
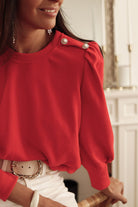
82, 43, 89, 49
61, 38, 68, 45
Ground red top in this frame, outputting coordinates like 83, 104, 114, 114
0, 30, 114, 201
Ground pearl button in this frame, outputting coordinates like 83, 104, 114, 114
82, 43, 89, 49
61, 38, 68, 45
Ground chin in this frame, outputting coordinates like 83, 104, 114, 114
42, 20, 56, 30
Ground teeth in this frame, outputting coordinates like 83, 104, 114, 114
44, 9, 55, 13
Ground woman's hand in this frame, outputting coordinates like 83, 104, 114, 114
38, 195, 67, 207
101, 177, 127, 205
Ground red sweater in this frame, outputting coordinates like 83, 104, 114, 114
0, 30, 114, 201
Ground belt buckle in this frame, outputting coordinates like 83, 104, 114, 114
11, 160, 43, 179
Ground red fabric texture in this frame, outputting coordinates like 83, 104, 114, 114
0, 30, 114, 201
0, 169, 18, 201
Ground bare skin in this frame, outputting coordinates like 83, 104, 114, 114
5, 0, 127, 206
8, 181, 67, 207
13, 0, 63, 53
102, 177, 127, 205
7, 176, 127, 206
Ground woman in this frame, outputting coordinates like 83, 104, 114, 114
0, 0, 127, 206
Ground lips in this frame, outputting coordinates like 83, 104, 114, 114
40, 9, 55, 12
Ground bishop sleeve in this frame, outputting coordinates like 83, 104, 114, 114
79, 41, 114, 190
0, 169, 18, 201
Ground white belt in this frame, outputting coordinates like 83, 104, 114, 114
0, 159, 52, 179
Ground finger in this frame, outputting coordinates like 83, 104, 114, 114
111, 199, 119, 204
121, 187, 124, 195
105, 197, 112, 204
120, 182, 124, 194
117, 194, 127, 204
108, 192, 127, 204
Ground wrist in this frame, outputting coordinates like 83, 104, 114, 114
38, 195, 45, 207
30, 190, 39, 207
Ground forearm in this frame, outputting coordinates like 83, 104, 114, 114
7, 182, 65, 207
8, 181, 34, 207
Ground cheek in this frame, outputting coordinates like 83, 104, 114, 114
18, 0, 41, 7
60, 0, 64, 6
17, 2, 39, 26
17, 0, 41, 16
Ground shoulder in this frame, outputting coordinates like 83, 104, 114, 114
57, 30, 103, 58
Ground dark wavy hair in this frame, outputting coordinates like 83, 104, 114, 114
0, 0, 94, 55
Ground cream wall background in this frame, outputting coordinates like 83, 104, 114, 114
62, 0, 103, 44
114, 0, 138, 86
62, 0, 138, 87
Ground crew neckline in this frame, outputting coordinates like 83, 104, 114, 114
4, 30, 63, 63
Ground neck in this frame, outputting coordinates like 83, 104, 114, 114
12, 23, 52, 53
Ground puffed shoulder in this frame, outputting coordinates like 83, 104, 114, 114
59, 31, 104, 84
83, 41, 104, 85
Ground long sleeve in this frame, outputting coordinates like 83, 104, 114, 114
79, 41, 114, 190
0, 169, 18, 201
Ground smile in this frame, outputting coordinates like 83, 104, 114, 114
40, 9, 56, 13
39, 8, 58, 17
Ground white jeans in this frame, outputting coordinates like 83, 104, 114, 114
0, 162, 78, 207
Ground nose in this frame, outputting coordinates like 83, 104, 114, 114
48, 0, 63, 6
